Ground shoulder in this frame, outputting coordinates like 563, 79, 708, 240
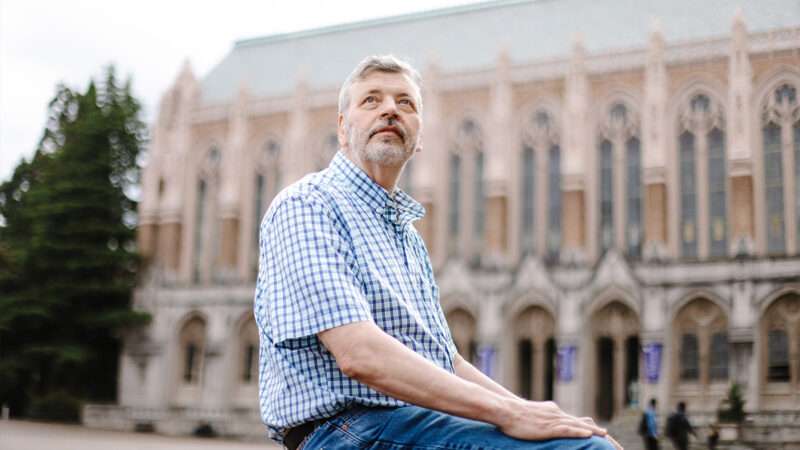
265, 170, 345, 226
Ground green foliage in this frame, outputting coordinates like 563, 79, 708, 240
0, 66, 151, 419
718, 383, 746, 423
28, 391, 83, 423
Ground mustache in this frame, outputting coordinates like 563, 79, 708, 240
368, 121, 406, 142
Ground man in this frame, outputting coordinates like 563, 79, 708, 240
639, 398, 659, 450
665, 402, 696, 450
255, 54, 622, 450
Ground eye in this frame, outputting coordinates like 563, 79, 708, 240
398, 98, 416, 109
363, 95, 377, 104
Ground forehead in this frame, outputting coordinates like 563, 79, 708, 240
350, 71, 420, 98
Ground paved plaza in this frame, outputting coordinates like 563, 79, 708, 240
0, 420, 279, 450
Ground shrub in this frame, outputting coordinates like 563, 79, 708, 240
27, 392, 82, 423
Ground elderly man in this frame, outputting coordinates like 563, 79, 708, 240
255, 54, 621, 450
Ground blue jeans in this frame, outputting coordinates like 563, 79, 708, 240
298, 405, 616, 450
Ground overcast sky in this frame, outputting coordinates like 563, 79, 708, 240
0, 0, 475, 183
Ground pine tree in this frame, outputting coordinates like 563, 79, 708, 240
0, 66, 150, 419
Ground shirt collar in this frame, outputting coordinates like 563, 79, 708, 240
329, 151, 425, 227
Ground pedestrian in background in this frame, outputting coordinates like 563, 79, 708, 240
665, 402, 697, 450
638, 398, 659, 450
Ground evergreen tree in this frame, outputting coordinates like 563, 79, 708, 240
0, 66, 150, 418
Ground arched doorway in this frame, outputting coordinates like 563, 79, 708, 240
446, 308, 478, 364
590, 300, 640, 421
759, 292, 800, 409
512, 305, 556, 400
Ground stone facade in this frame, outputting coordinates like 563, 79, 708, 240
87, 1, 800, 442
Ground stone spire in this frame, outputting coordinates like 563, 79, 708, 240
643, 18, 668, 174
563, 34, 588, 179
728, 7, 753, 164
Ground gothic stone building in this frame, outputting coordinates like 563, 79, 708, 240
85, 0, 800, 444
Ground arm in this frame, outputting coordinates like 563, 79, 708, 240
452, 352, 518, 400
318, 320, 607, 442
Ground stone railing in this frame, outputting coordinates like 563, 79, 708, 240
83, 404, 265, 439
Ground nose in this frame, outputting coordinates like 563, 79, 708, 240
379, 97, 399, 119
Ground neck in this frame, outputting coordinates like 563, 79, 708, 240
343, 151, 405, 192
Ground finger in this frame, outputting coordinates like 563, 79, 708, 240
579, 416, 597, 427
551, 424, 593, 439
566, 416, 606, 436
605, 434, 624, 450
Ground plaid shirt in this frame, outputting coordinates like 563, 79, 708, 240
254, 151, 456, 442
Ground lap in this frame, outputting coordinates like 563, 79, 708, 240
302, 405, 615, 450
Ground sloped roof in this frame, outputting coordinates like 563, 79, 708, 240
200, 0, 799, 104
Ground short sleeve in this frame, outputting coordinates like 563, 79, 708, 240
257, 195, 373, 344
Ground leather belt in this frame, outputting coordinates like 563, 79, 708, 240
284, 417, 329, 450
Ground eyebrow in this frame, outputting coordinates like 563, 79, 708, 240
361, 88, 415, 100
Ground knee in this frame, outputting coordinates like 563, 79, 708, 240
582, 435, 616, 450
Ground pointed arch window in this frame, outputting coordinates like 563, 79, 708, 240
193, 146, 221, 284
680, 333, 699, 381
599, 139, 614, 253
521, 145, 536, 252
626, 137, 643, 257
708, 127, 728, 257
547, 145, 561, 261
474, 151, 485, 241
761, 82, 799, 254
253, 139, 282, 277
449, 118, 483, 258
179, 316, 207, 385
597, 101, 642, 258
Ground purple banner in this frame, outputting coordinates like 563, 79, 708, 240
477, 345, 496, 378
642, 342, 663, 383
557, 345, 577, 382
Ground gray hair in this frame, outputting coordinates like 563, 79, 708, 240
338, 55, 423, 116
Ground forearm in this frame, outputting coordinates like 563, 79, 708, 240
319, 321, 512, 427
453, 353, 518, 400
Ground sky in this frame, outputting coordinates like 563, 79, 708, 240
0, 0, 476, 183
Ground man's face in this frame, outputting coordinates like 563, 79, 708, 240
338, 71, 422, 168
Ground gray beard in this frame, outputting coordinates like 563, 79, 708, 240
348, 124, 413, 167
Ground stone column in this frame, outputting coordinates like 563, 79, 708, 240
728, 10, 756, 256
562, 36, 589, 262
643, 22, 670, 261
484, 51, 513, 267
422, 60, 448, 267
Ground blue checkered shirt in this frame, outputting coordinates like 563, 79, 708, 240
254, 151, 457, 442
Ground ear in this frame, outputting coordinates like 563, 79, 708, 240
337, 114, 348, 150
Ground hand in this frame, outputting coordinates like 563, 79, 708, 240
498, 399, 609, 441
578, 416, 624, 450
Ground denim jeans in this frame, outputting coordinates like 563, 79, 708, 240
298, 405, 616, 450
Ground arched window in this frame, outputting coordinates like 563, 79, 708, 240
677, 93, 726, 259
520, 108, 559, 257
767, 329, 790, 382
521, 145, 536, 253
626, 137, 643, 257
239, 318, 259, 384
446, 308, 477, 364
193, 179, 207, 283
547, 145, 561, 261
763, 122, 784, 253
708, 127, 727, 257
762, 293, 799, 385
599, 139, 614, 253
193, 146, 221, 283
680, 333, 699, 381
673, 298, 728, 388
597, 101, 641, 258
761, 83, 799, 254
449, 119, 483, 259
448, 152, 461, 255
179, 316, 207, 385
680, 131, 698, 259
709, 332, 729, 380
253, 139, 282, 277
474, 151, 485, 242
